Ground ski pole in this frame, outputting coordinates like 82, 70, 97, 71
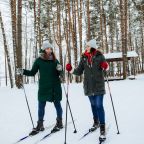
62, 74, 77, 133
21, 83, 35, 129
64, 92, 68, 144
64, 72, 70, 144
105, 72, 120, 134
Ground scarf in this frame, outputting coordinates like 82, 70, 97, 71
84, 49, 97, 64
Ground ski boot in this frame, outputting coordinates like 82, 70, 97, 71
99, 124, 106, 143
89, 118, 100, 132
51, 118, 63, 133
29, 120, 44, 136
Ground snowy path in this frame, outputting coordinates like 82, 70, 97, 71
0, 74, 144, 144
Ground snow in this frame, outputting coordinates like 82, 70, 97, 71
104, 51, 138, 59
0, 74, 144, 144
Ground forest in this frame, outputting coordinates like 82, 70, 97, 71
0, 0, 144, 88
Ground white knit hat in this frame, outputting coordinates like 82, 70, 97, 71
86, 39, 98, 49
42, 40, 53, 50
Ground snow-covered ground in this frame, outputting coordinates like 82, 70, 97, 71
0, 74, 144, 144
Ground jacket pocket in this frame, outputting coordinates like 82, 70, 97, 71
83, 80, 88, 95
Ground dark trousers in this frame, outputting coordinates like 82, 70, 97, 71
88, 95, 105, 124
38, 101, 63, 121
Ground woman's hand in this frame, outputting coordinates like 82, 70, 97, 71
56, 64, 63, 71
16, 68, 24, 76
100, 62, 109, 71
66, 63, 72, 72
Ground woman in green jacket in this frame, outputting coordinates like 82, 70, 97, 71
17, 40, 63, 135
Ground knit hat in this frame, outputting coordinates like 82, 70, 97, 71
42, 40, 53, 50
86, 39, 98, 49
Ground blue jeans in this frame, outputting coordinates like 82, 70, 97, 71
88, 95, 105, 124
38, 101, 63, 121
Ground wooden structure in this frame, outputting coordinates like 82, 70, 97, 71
104, 51, 138, 80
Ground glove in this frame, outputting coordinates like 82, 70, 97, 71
56, 64, 63, 71
16, 68, 24, 76
66, 63, 72, 72
100, 62, 109, 71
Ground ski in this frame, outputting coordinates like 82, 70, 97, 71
99, 137, 106, 144
34, 128, 61, 144
34, 121, 73, 144
13, 123, 55, 144
79, 127, 99, 140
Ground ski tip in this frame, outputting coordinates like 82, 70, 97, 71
99, 136, 106, 144
13, 136, 29, 144
99, 139, 106, 144
99, 140, 105, 144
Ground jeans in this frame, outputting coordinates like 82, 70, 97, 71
38, 101, 63, 121
88, 95, 105, 124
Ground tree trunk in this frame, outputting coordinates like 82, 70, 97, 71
0, 11, 13, 88
66, 0, 72, 64
56, 0, 63, 67
109, 0, 115, 52
86, 0, 90, 41
16, 0, 23, 88
38, 0, 41, 49
99, 0, 104, 51
78, 0, 83, 55
24, 6, 28, 83
103, 10, 109, 53
10, 0, 17, 79
120, 0, 128, 79
34, 0, 38, 59
76, 0, 83, 82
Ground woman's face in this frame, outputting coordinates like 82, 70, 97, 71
45, 48, 52, 55
86, 45, 91, 52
